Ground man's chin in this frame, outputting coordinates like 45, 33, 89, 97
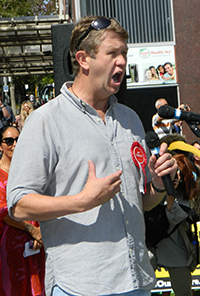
111, 84, 121, 95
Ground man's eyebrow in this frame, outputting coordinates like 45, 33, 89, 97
106, 44, 128, 50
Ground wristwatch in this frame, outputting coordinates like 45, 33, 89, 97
0, 104, 6, 109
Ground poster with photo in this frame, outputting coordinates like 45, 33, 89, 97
126, 45, 177, 88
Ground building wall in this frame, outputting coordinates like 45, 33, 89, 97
173, 0, 200, 143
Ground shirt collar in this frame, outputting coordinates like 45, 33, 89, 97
61, 82, 118, 114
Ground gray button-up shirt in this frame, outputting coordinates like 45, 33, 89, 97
7, 82, 155, 296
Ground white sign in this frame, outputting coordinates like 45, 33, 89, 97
126, 45, 177, 88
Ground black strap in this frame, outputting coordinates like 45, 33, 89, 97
194, 222, 199, 265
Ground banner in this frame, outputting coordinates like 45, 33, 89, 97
152, 266, 200, 293
126, 45, 177, 88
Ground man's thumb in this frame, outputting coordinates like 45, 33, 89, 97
88, 160, 96, 179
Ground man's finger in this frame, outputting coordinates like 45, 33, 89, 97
87, 160, 96, 179
108, 170, 123, 184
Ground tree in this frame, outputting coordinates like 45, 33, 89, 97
0, 0, 58, 17
0, 0, 61, 107
13, 74, 54, 104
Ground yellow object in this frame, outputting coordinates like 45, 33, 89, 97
168, 141, 200, 158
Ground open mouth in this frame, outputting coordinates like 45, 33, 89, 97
112, 72, 122, 83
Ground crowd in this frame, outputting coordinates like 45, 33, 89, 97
0, 15, 199, 296
0, 98, 46, 295
151, 100, 200, 296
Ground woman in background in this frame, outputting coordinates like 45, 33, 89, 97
15, 100, 34, 131
0, 126, 45, 296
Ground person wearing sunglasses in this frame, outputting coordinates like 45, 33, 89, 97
7, 16, 177, 296
0, 126, 45, 295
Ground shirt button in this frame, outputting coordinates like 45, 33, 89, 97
81, 101, 85, 106
116, 166, 120, 170
97, 118, 101, 122
126, 220, 129, 225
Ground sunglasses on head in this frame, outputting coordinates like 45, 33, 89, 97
77, 16, 111, 47
1, 137, 18, 146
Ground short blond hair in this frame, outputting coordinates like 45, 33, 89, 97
70, 16, 129, 76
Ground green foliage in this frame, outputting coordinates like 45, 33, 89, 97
0, 0, 57, 103
12, 74, 54, 101
39, 75, 54, 87
0, 0, 58, 17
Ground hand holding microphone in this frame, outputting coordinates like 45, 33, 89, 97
145, 131, 176, 196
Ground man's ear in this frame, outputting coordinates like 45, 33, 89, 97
75, 51, 89, 71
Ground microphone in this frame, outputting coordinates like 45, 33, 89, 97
158, 105, 200, 125
145, 131, 175, 196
